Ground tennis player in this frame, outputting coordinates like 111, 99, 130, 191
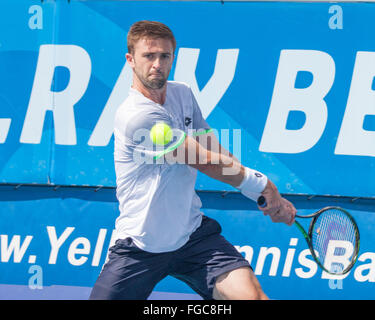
89, 20, 296, 300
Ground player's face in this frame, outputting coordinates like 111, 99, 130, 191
128, 37, 174, 90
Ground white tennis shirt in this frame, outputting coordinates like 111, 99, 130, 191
113, 81, 211, 253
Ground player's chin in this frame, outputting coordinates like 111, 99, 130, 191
146, 77, 167, 89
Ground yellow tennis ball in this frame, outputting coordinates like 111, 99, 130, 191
150, 123, 173, 145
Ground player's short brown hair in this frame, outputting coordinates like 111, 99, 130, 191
127, 20, 176, 55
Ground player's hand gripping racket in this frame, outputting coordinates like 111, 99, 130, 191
257, 196, 360, 275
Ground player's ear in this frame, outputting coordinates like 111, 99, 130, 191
126, 52, 135, 67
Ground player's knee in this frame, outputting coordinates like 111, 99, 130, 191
241, 286, 266, 300
213, 267, 268, 300
252, 289, 268, 300
213, 283, 266, 300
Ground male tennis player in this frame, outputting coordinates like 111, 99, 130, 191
89, 20, 296, 300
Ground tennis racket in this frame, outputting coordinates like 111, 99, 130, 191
257, 196, 360, 275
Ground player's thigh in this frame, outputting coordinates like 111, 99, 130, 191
213, 266, 268, 300
171, 216, 251, 300
89, 238, 170, 300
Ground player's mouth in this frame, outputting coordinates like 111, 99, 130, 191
149, 74, 163, 79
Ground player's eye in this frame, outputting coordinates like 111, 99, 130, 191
161, 53, 171, 59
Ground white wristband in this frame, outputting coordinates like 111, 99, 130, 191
238, 167, 268, 202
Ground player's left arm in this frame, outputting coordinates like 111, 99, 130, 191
165, 132, 295, 225
167, 86, 295, 224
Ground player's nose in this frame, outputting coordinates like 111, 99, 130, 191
152, 57, 162, 69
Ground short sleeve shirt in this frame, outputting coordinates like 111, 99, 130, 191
113, 81, 210, 253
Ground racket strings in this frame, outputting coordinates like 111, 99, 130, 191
311, 208, 357, 273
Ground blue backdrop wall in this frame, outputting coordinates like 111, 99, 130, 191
0, 0, 374, 299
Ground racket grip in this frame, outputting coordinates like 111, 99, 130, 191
257, 195, 267, 208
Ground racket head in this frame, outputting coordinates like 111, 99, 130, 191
307, 206, 360, 275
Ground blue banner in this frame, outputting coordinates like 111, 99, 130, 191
0, 0, 374, 197
0, 186, 374, 300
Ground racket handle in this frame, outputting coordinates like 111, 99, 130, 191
257, 195, 267, 208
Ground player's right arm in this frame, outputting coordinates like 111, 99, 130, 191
165, 132, 295, 225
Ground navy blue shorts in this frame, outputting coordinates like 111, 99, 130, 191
89, 216, 250, 300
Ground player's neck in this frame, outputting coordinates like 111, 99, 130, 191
132, 79, 167, 105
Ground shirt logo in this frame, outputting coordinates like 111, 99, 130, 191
185, 117, 192, 126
